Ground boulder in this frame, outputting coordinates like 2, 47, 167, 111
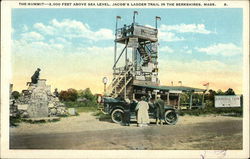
50, 108, 57, 115
20, 111, 29, 118
68, 108, 76, 116
48, 103, 55, 108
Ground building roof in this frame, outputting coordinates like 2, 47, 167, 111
133, 84, 205, 92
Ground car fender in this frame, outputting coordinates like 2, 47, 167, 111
164, 105, 175, 110
164, 105, 178, 113
110, 106, 124, 114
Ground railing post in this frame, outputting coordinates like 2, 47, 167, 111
189, 93, 193, 110
202, 92, 205, 109
167, 92, 170, 105
178, 93, 181, 110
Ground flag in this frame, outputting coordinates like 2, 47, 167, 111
116, 16, 121, 19
156, 16, 161, 20
203, 82, 209, 86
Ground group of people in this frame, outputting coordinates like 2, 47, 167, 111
121, 95, 165, 127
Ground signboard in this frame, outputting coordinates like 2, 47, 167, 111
133, 25, 157, 41
142, 63, 154, 72
215, 95, 241, 108
169, 90, 182, 94
128, 38, 138, 48
135, 75, 145, 80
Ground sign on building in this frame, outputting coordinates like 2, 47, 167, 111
133, 25, 157, 41
169, 90, 182, 94
141, 63, 154, 72
215, 95, 241, 108
128, 38, 138, 48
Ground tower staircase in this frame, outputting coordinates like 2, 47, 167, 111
107, 64, 134, 98
137, 44, 151, 66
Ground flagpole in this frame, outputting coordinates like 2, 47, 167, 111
133, 11, 138, 24
202, 82, 209, 109
114, 16, 121, 78
203, 82, 209, 92
155, 16, 161, 29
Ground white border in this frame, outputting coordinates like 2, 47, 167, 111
1, 1, 249, 158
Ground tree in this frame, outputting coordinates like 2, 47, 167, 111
59, 88, 78, 101
180, 92, 203, 106
225, 88, 235, 95
180, 93, 189, 104
11, 91, 20, 100
205, 89, 216, 101
77, 88, 96, 101
216, 89, 224, 95
204, 89, 216, 108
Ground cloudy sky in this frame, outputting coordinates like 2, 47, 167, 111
11, 8, 243, 93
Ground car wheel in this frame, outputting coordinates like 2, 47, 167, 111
111, 109, 124, 124
164, 110, 178, 125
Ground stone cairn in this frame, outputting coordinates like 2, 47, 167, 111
10, 84, 18, 117
10, 79, 67, 118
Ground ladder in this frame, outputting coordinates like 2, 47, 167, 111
107, 64, 133, 98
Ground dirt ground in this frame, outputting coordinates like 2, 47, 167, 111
10, 112, 242, 150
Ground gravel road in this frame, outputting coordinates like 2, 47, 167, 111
10, 113, 242, 150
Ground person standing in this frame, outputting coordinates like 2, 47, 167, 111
122, 24, 127, 37
122, 98, 131, 126
53, 88, 59, 97
135, 96, 150, 127
155, 95, 165, 125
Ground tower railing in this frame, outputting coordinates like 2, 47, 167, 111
116, 24, 158, 41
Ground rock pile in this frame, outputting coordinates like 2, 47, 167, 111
10, 99, 18, 117
10, 79, 67, 118
48, 96, 67, 116
9, 84, 19, 118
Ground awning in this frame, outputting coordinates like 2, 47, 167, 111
133, 84, 205, 92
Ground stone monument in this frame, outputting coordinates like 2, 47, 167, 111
11, 69, 67, 118
27, 79, 49, 118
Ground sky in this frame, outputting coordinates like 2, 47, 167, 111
11, 8, 243, 94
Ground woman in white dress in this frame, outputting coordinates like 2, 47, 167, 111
135, 96, 150, 127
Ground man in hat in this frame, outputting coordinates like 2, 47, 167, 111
31, 68, 41, 84
155, 95, 165, 125
122, 98, 131, 126
122, 24, 127, 37
135, 96, 150, 127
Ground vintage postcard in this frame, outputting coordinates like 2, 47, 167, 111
1, 0, 249, 159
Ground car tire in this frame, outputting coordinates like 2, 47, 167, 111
111, 109, 124, 124
164, 110, 178, 125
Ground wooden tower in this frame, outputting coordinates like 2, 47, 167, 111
107, 12, 160, 99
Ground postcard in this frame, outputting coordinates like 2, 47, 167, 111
1, 0, 249, 158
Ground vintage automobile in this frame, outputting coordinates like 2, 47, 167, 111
101, 97, 179, 125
